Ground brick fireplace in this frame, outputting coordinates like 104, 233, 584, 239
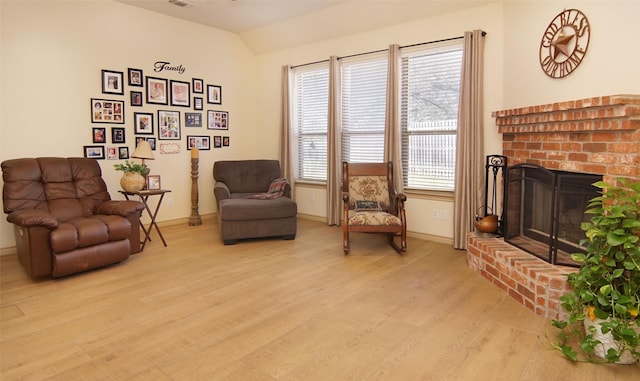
467, 94, 640, 320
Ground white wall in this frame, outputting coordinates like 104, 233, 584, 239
502, 1, 640, 108
0, 0, 260, 248
1, 0, 639, 249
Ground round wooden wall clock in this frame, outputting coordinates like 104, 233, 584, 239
539, 9, 591, 78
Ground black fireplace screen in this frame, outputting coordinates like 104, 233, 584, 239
504, 164, 601, 267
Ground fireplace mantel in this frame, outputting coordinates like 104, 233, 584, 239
493, 94, 640, 181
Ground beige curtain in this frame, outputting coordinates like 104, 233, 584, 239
453, 30, 485, 249
279, 65, 295, 200
326, 56, 342, 225
384, 44, 404, 192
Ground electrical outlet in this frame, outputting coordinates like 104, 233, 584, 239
166, 198, 173, 207
432, 209, 439, 218
440, 210, 447, 220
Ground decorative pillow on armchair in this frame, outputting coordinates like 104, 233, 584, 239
355, 200, 381, 211
246, 177, 288, 200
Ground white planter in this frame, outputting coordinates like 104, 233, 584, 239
584, 317, 640, 364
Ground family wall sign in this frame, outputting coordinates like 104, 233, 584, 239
154, 61, 186, 75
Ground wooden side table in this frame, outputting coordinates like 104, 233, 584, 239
119, 189, 171, 250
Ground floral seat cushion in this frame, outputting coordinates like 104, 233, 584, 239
348, 211, 401, 226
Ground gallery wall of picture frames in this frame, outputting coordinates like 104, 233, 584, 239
85, 64, 231, 160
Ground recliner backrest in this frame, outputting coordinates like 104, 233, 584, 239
2, 157, 111, 222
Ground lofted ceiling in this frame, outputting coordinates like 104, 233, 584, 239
115, 0, 493, 54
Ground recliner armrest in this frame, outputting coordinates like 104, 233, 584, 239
7, 209, 58, 229
95, 200, 144, 217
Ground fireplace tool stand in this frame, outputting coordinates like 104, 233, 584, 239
477, 155, 507, 236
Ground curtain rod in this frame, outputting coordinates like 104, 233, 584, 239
291, 31, 487, 69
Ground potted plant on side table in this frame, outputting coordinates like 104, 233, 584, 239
114, 160, 149, 192
552, 178, 640, 365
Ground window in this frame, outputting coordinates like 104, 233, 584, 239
292, 63, 329, 181
400, 42, 463, 191
340, 53, 388, 163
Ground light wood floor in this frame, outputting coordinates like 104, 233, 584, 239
1, 218, 638, 380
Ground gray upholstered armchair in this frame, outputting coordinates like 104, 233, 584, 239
213, 160, 297, 245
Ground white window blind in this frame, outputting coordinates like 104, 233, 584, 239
400, 42, 463, 191
340, 53, 388, 163
292, 63, 329, 181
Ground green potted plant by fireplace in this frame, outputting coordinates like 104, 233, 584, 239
552, 178, 640, 365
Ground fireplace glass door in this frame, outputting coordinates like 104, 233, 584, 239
504, 164, 601, 267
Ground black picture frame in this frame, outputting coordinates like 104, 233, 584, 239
170, 80, 191, 107
207, 110, 228, 130
223, 136, 230, 147
102, 70, 124, 95
194, 97, 203, 110
187, 135, 210, 150
185, 112, 202, 127
92, 127, 106, 143
158, 110, 181, 140
84, 145, 105, 159
128, 68, 143, 87
130, 91, 143, 107
91, 98, 124, 124
111, 127, 125, 144
146, 137, 156, 150
134, 112, 154, 135
118, 146, 129, 159
207, 84, 222, 104
192, 78, 204, 94
146, 76, 168, 105
213, 136, 222, 148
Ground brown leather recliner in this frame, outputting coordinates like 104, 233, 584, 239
1, 157, 145, 278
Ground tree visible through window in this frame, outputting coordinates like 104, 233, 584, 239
401, 43, 463, 191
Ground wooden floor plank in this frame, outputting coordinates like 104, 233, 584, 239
1, 218, 638, 380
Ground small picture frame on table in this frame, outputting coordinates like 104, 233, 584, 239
84, 145, 105, 159
192, 78, 203, 94
207, 85, 222, 104
128, 68, 143, 87
111, 127, 125, 144
102, 70, 124, 95
147, 175, 161, 190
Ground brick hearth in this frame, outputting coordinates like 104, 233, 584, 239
467, 94, 640, 320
